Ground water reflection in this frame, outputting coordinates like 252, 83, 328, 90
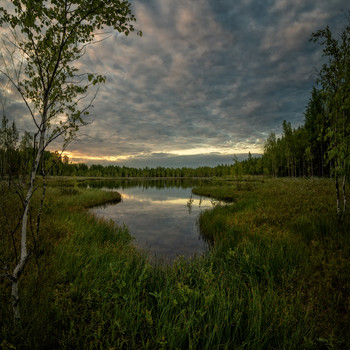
80, 178, 209, 190
89, 180, 215, 263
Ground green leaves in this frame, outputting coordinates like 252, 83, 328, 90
88, 73, 106, 85
0, 0, 140, 146
311, 14, 350, 178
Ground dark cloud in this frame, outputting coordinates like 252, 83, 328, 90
1, 0, 349, 167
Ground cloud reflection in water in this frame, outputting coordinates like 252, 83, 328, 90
90, 186, 216, 262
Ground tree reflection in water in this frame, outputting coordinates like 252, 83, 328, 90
89, 179, 217, 263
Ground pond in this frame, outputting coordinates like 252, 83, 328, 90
88, 179, 218, 263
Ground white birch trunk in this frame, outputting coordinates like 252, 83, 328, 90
11, 122, 46, 321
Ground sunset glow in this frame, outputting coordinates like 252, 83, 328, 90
1, 0, 347, 167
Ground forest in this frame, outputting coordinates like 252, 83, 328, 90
0, 83, 343, 180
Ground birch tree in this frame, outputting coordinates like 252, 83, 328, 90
311, 14, 350, 217
0, 0, 140, 322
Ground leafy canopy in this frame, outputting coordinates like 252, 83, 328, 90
0, 0, 141, 145
310, 14, 350, 177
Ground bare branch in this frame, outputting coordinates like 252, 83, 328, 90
0, 49, 40, 130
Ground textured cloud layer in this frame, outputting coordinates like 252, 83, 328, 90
1, 0, 349, 167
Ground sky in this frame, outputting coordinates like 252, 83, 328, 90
1, 0, 349, 168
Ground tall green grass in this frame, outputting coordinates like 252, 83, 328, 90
196, 177, 350, 349
1, 177, 349, 349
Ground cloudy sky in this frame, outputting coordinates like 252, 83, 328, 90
1, 1, 349, 168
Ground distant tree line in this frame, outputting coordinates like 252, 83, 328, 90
0, 81, 346, 182
0, 115, 263, 178
262, 87, 331, 178
0, 115, 33, 186
0, 119, 237, 179
0, 86, 343, 181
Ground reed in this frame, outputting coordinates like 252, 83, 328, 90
0, 177, 349, 349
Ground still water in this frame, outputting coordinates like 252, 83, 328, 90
89, 179, 217, 262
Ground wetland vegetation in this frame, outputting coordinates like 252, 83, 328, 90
1, 176, 349, 349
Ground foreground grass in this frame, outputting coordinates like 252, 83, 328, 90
1, 177, 349, 349
194, 177, 350, 348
